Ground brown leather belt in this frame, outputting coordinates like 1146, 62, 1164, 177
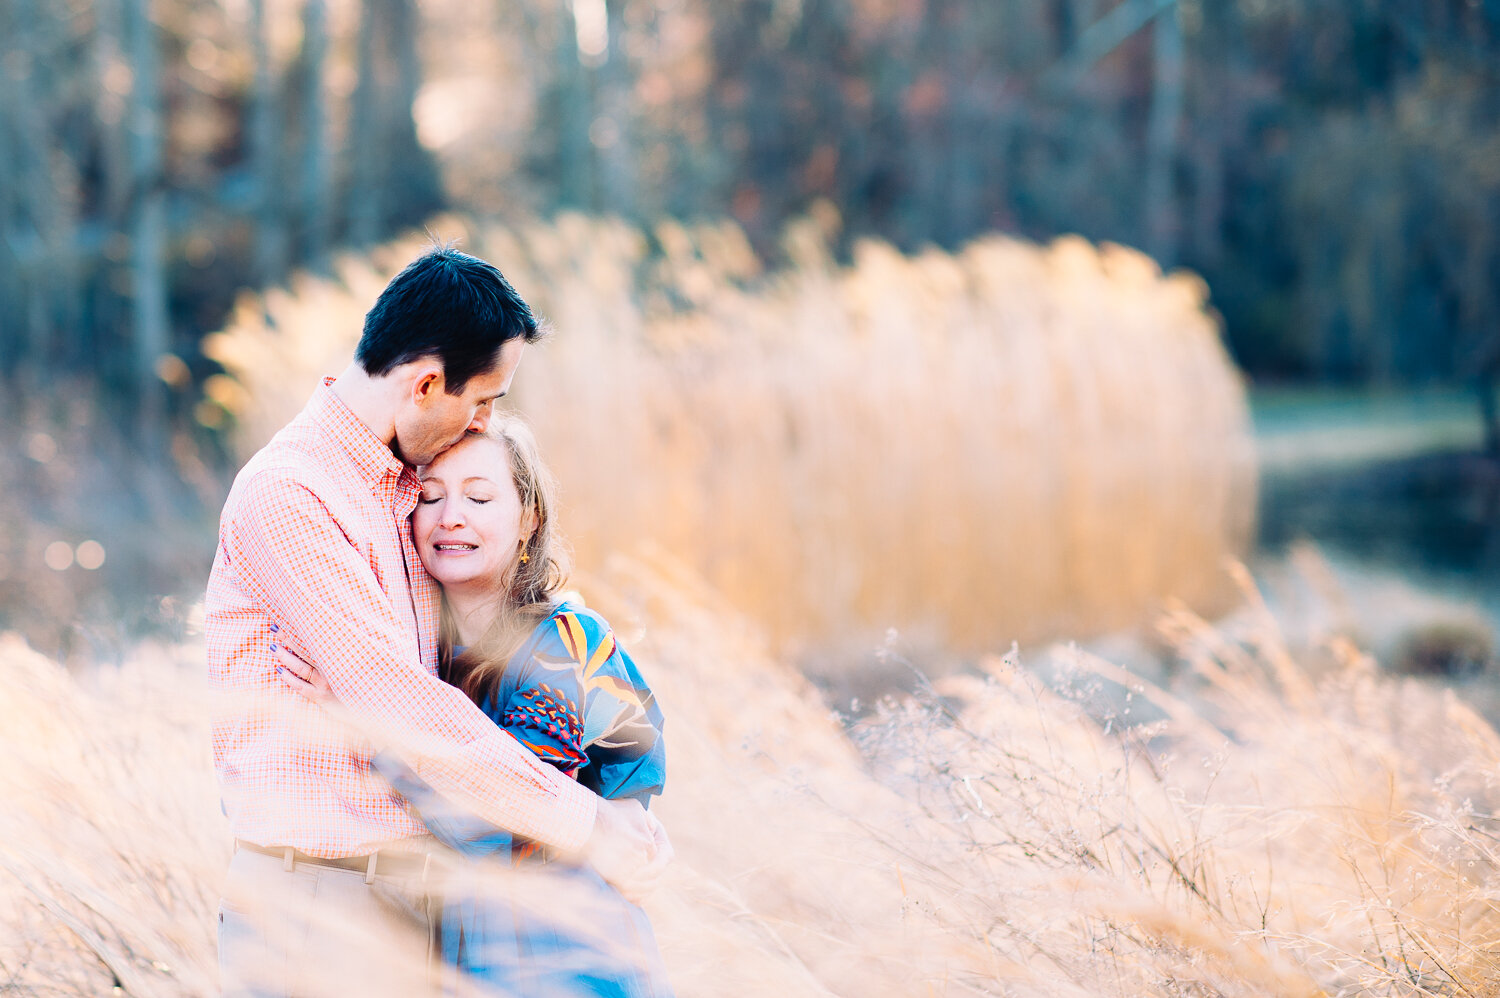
235, 839, 432, 884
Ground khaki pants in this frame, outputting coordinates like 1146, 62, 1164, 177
218, 846, 440, 998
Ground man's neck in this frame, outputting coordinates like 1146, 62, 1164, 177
329, 362, 398, 449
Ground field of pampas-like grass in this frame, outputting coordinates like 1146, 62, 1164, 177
205, 211, 1255, 658
4, 554, 1500, 996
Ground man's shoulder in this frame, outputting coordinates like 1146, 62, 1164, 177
224, 419, 351, 518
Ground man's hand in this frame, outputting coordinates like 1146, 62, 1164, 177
582, 798, 674, 905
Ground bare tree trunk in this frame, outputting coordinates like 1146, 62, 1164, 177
346, 0, 381, 247
124, 0, 168, 435
299, 0, 333, 272
0, 92, 23, 376
558, 0, 596, 208
594, 0, 636, 217
1482, 372, 1500, 459
92, 0, 131, 219
90, 0, 132, 367
250, 0, 287, 285
6, 0, 83, 372
1144, 2, 1183, 267
380, 0, 441, 224
1067, 0, 1098, 41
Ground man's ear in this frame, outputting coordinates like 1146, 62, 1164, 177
409, 360, 445, 405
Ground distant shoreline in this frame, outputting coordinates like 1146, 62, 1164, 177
1251, 386, 1487, 476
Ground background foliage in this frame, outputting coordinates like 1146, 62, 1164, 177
5, 0, 1500, 409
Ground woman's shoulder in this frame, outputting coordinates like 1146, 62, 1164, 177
533, 596, 618, 667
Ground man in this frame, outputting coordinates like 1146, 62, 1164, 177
206, 248, 668, 996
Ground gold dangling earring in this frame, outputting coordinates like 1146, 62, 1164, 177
518, 540, 531, 566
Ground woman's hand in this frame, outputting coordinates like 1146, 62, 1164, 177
273, 644, 336, 706
273, 643, 384, 751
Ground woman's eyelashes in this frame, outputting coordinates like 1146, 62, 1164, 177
418, 488, 491, 505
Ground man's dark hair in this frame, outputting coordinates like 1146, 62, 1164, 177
356, 247, 542, 394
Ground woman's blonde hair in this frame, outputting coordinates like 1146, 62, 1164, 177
437, 415, 571, 706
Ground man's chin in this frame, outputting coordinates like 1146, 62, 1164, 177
391, 442, 430, 467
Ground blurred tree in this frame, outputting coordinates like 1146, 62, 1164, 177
296, 0, 332, 271
124, 0, 168, 428
4, 0, 1500, 423
248, 0, 287, 285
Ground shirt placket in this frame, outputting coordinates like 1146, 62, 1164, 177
392, 470, 436, 673
373, 469, 420, 661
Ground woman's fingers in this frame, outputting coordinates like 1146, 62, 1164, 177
273, 645, 331, 703
272, 644, 310, 678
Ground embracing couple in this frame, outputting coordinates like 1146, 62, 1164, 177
206, 249, 674, 997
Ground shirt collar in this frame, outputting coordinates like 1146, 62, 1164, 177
307, 377, 407, 488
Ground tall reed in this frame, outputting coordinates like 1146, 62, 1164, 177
205, 211, 1255, 656
5, 556, 1499, 996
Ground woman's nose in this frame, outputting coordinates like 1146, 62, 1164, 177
438, 501, 465, 528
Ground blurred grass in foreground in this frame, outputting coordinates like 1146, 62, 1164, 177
4, 554, 1499, 996
207, 210, 1255, 657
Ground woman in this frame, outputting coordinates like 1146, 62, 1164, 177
276, 416, 672, 997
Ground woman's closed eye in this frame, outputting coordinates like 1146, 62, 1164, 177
466, 494, 492, 505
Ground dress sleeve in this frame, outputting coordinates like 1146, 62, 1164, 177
497, 678, 590, 774
543, 607, 668, 806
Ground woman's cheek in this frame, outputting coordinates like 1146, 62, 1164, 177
411, 508, 437, 553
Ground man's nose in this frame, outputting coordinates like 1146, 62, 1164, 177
468, 408, 490, 434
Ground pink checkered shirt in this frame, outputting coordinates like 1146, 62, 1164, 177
206, 379, 597, 857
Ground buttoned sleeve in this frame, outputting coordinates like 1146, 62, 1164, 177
223, 468, 598, 853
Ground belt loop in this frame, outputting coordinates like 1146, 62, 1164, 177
365, 852, 378, 885
282, 847, 294, 873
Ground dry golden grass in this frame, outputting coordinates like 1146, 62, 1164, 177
205, 210, 1255, 657
18, 214, 1474, 996
5, 557, 1500, 996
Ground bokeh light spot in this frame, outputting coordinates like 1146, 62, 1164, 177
44, 542, 74, 571
26, 433, 57, 463
156, 354, 191, 388
76, 541, 107, 571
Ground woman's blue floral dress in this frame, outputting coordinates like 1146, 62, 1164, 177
375, 598, 672, 997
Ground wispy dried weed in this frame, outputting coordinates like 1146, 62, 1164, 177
5, 558, 1500, 997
